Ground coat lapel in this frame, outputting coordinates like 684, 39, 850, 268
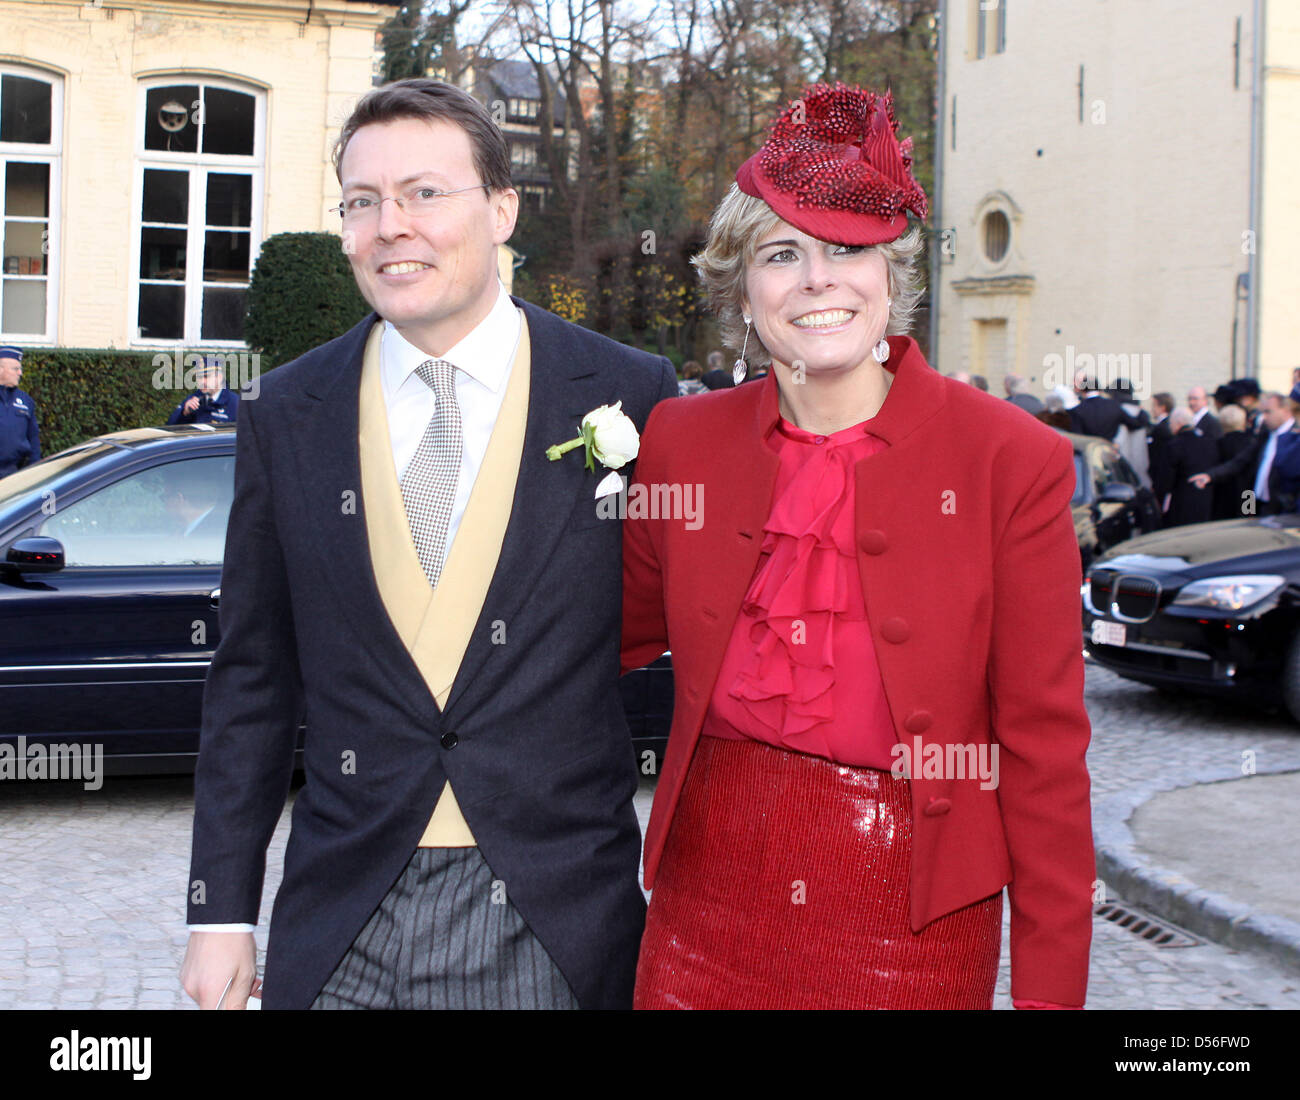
278, 313, 437, 722
676, 373, 781, 706
442, 299, 612, 717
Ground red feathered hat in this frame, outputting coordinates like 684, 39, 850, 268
735, 83, 928, 246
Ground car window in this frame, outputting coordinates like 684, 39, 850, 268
37, 456, 235, 566
1071, 453, 1089, 505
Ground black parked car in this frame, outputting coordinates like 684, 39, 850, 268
0, 427, 670, 774
1082, 513, 1300, 722
1063, 431, 1162, 568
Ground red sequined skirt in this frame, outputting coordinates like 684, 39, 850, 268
635, 736, 1003, 1009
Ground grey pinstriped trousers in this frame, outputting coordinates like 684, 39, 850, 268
310, 846, 579, 1010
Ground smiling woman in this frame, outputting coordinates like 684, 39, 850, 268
694, 190, 924, 373
621, 83, 1095, 1011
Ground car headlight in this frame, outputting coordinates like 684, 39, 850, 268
1171, 574, 1285, 611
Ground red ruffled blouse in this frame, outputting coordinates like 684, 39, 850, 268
700, 414, 897, 768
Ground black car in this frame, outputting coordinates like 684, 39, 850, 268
0, 427, 670, 774
1082, 513, 1300, 722
1063, 431, 1162, 568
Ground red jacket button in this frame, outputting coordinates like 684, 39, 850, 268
923, 797, 952, 817
881, 617, 910, 644
904, 710, 933, 733
859, 529, 887, 555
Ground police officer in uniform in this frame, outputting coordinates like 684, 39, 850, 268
167, 356, 239, 425
0, 345, 40, 477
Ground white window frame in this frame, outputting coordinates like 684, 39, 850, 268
130, 77, 266, 349
0, 65, 63, 346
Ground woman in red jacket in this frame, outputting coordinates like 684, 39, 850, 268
621, 84, 1094, 1009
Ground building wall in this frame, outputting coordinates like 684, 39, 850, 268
0, 0, 388, 350
1259, 8, 1300, 388
937, 0, 1265, 401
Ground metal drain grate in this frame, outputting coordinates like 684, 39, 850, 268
1094, 901, 1201, 947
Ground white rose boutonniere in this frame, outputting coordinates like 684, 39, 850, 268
546, 403, 637, 501
546, 401, 640, 497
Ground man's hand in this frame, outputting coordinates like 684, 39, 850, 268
1189, 473, 1212, 489
181, 931, 258, 1009
183, 395, 201, 414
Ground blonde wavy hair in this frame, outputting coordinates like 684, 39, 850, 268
692, 184, 925, 369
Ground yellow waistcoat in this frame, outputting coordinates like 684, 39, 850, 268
356, 312, 531, 846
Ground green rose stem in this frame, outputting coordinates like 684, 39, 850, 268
545, 437, 584, 461
546, 425, 598, 471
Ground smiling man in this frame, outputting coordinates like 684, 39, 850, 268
181, 79, 677, 1010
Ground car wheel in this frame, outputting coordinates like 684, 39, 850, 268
1281, 631, 1300, 725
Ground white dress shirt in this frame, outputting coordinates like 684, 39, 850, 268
189, 283, 522, 934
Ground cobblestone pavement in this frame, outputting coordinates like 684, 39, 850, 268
1, 659, 1298, 1009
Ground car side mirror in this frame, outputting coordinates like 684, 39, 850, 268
2, 536, 65, 573
1098, 482, 1137, 504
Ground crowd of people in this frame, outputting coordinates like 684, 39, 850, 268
973, 369, 1299, 525
680, 351, 1300, 528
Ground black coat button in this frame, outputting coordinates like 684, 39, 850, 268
440, 730, 459, 750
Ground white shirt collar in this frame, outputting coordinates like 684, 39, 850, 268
381, 282, 520, 397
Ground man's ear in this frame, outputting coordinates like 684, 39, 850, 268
492, 187, 519, 245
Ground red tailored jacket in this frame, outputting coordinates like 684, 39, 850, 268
621, 335, 1095, 1006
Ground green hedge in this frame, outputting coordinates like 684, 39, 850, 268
18, 348, 185, 457
244, 231, 372, 369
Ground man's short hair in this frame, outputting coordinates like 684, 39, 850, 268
1152, 392, 1174, 415
332, 79, 512, 194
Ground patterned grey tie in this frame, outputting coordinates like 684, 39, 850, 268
400, 358, 463, 588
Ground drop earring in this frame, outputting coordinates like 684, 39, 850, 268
874, 297, 893, 361
733, 316, 752, 385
